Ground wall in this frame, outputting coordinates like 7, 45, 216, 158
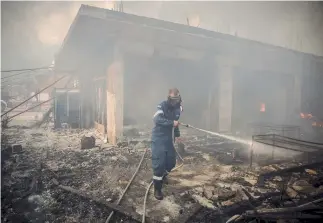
120, 1, 323, 57
123, 53, 214, 129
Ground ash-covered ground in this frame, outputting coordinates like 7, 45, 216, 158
2, 118, 323, 223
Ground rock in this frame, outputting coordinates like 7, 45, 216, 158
273, 176, 283, 182
81, 136, 95, 149
193, 187, 204, 194
203, 186, 215, 200
217, 189, 236, 201
244, 176, 257, 186
163, 216, 170, 222
292, 180, 315, 193
221, 200, 235, 206
191, 194, 216, 210
305, 169, 317, 175
12, 144, 23, 153
286, 187, 298, 198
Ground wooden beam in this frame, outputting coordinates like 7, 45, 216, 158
106, 47, 124, 145
94, 121, 105, 135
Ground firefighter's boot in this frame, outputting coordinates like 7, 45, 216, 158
153, 180, 164, 200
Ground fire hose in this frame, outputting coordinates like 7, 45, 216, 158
142, 127, 185, 223
142, 123, 251, 222
105, 148, 148, 223
105, 123, 246, 223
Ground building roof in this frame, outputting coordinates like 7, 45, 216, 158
55, 4, 323, 75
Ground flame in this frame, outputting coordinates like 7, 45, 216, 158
300, 113, 313, 119
312, 122, 323, 127
260, 103, 265, 112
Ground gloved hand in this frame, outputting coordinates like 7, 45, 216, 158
174, 126, 180, 138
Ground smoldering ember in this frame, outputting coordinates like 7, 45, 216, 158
1, 2, 323, 223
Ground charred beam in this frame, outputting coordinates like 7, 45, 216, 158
51, 179, 154, 223
257, 161, 323, 185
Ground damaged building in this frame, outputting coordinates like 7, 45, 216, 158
54, 5, 323, 144
2, 3, 323, 223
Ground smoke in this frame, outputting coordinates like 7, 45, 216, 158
2, 1, 322, 70
1, 1, 115, 69
2, 1, 322, 142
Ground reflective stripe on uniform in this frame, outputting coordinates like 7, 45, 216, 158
153, 110, 163, 118
153, 175, 163, 181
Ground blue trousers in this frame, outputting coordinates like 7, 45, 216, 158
151, 139, 176, 188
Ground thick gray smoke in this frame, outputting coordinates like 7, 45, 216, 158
2, 1, 323, 70
2, 2, 322, 142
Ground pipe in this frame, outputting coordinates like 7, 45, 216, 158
105, 148, 148, 223
142, 127, 184, 223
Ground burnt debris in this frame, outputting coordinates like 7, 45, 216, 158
2, 126, 323, 223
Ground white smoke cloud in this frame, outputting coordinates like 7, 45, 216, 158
35, 1, 115, 46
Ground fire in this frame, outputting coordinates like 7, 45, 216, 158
312, 122, 323, 127
300, 113, 323, 127
260, 103, 265, 112
300, 113, 313, 119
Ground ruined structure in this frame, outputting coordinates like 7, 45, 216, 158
54, 5, 323, 145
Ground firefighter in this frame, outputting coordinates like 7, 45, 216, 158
151, 88, 182, 200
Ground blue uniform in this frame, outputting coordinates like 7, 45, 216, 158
151, 101, 181, 183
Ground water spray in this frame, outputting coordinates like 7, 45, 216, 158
180, 123, 252, 146
180, 123, 300, 159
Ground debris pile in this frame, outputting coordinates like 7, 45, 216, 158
1, 126, 323, 223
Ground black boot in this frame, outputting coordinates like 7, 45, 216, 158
163, 174, 169, 185
153, 180, 163, 200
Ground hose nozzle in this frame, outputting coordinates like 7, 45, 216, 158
179, 122, 190, 128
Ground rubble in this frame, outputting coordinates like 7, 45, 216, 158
2, 125, 323, 223
12, 144, 23, 153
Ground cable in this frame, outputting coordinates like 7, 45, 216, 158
105, 148, 148, 223
1, 68, 52, 80
1, 75, 66, 117
2, 75, 74, 123
1, 70, 49, 85
142, 127, 184, 223
1, 66, 51, 73
1, 70, 33, 80
4, 98, 54, 122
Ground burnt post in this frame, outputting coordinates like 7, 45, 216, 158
106, 45, 124, 145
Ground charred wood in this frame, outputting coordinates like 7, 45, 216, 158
51, 179, 155, 223
257, 161, 323, 185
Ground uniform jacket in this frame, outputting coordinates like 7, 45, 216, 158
152, 101, 181, 141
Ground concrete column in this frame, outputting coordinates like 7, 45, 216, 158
292, 74, 302, 120
80, 70, 94, 129
216, 56, 237, 133
106, 46, 124, 145
207, 81, 218, 132
218, 65, 233, 132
